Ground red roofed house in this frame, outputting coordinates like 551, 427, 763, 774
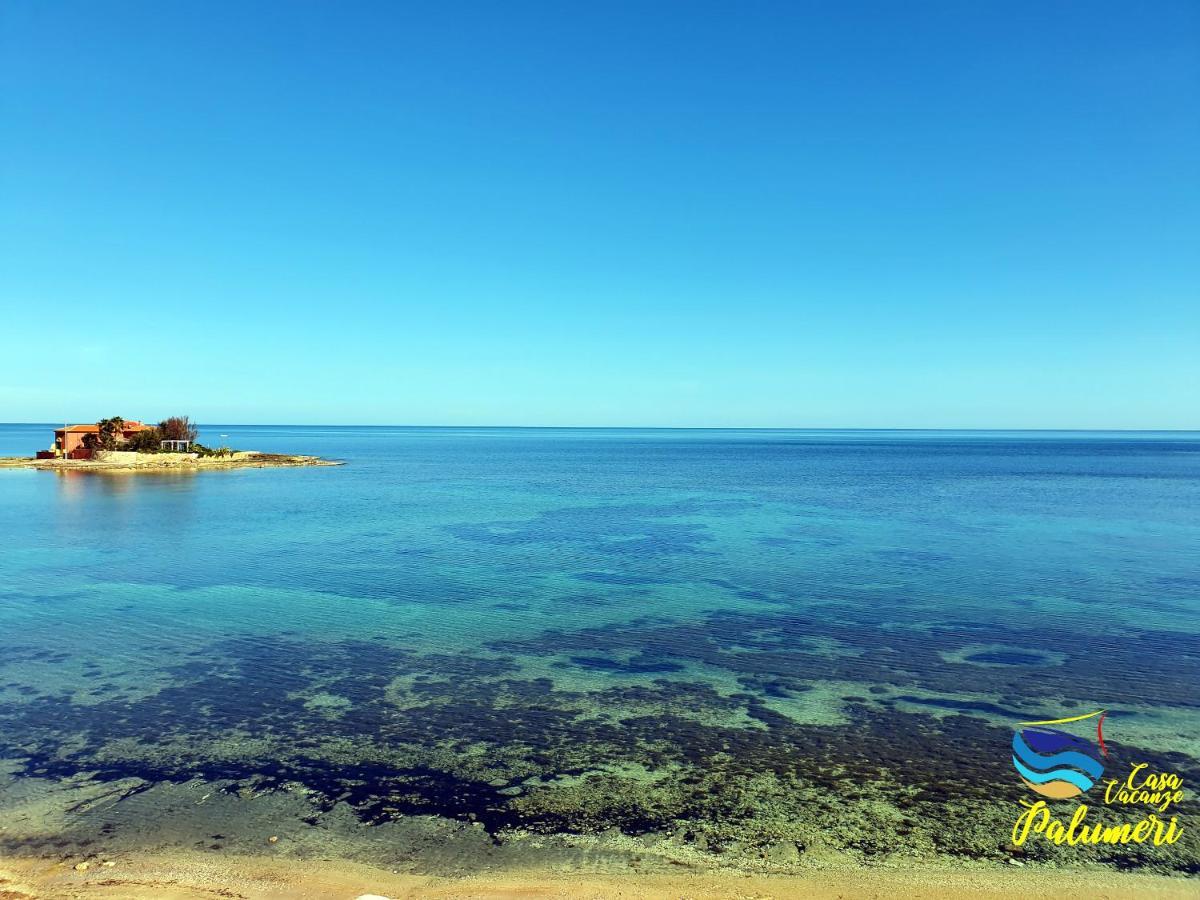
42, 421, 155, 459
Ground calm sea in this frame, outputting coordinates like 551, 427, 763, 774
1, 425, 1197, 872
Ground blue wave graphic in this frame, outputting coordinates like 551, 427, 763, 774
1011, 732, 1104, 779
1012, 755, 1097, 792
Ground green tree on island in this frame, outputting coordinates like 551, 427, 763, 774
81, 416, 125, 451
123, 428, 161, 452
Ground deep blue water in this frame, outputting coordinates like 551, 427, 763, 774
1, 425, 1198, 870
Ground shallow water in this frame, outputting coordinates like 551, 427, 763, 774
1, 425, 1198, 873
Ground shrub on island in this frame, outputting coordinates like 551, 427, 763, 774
192, 444, 235, 458
124, 429, 163, 452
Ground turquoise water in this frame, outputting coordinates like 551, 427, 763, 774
1, 425, 1198, 873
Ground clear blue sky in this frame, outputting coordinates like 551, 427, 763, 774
2, 1, 1196, 427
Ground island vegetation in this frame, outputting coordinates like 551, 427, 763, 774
82, 414, 235, 457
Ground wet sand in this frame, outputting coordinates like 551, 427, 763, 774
1, 852, 1196, 900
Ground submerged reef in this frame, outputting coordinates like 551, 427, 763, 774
1, 604, 1198, 874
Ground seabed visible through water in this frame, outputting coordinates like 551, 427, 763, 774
0, 426, 1197, 877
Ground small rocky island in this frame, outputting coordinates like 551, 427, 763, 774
1, 415, 341, 472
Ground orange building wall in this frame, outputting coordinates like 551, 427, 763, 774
54, 424, 151, 459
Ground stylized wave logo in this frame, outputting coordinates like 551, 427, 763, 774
1012, 710, 1106, 799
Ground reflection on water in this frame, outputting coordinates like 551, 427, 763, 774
0, 426, 1198, 873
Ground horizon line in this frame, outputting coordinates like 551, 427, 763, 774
4, 422, 1199, 433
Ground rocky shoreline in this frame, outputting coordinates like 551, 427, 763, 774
0, 452, 342, 472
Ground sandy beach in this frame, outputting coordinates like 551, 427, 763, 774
1, 852, 1195, 900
